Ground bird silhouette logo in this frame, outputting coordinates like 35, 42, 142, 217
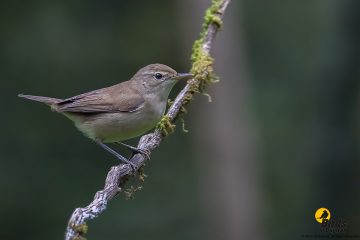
315, 208, 331, 223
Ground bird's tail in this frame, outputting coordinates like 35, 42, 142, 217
18, 94, 63, 106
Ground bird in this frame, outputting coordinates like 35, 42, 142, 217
318, 210, 329, 221
18, 63, 193, 166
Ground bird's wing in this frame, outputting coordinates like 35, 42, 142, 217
55, 84, 145, 113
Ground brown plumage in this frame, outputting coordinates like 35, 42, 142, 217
18, 64, 193, 165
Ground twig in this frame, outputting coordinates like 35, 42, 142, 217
65, 0, 231, 239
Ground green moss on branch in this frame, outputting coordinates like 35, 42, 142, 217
156, 115, 176, 136
188, 0, 224, 102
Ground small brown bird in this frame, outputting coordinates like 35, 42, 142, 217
18, 64, 193, 165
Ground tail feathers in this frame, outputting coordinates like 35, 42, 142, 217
18, 94, 63, 106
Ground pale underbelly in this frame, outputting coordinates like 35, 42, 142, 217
66, 111, 161, 143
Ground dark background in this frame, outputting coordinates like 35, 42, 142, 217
1, 0, 359, 239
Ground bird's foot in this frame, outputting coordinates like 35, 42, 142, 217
116, 142, 151, 160
96, 141, 137, 171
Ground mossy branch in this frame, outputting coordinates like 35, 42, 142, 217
65, 0, 231, 239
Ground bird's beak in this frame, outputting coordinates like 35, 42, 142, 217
174, 73, 193, 81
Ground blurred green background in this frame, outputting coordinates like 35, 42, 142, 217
1, 0, 359, 239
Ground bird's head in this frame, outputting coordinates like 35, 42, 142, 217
132, 63, 193, 95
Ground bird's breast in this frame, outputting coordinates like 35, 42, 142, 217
66, 99, 166, 143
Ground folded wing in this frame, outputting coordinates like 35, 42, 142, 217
55, 83, 144, 113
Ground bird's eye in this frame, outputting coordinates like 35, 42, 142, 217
154, 72, 163, 80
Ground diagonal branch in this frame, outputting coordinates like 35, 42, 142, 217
65, 0, 231, 239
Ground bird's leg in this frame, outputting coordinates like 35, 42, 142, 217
116, 142, 150, 160
96, 140, 136, 169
